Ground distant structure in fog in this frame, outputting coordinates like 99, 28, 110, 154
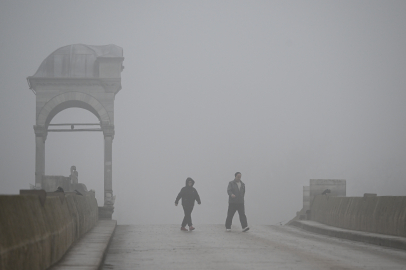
27, 44, 124, 219
292, 179, 346, 221
304, 179, 346, 212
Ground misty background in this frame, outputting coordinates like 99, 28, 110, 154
1, 0, 406, 225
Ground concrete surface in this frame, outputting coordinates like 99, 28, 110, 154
50, 220, 116, 270
101, 224, 406, 269
290, 219, 406, 250
310, 195, 406, 237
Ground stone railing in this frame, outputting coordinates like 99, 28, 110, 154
0, 191, 98, 270
310, 195, 406, 237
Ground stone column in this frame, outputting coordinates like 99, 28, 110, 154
101, 124, 115, 219
34, 125, 46, 188
104, 136, 113, 201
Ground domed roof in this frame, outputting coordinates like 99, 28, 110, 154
32, 44, 123, 78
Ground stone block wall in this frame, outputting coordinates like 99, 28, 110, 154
0, 192, 98, 270
310, 195, 406, 237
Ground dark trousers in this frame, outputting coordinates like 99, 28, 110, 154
182, 205, 194, 227
225, 203, 248, 229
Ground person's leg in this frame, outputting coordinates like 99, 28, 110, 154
236, 203, 248, 229
225, 203, 238, 229
182, 205, 188, 227
186, 205, 194, 227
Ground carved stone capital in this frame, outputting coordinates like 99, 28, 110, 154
33, 125, 47, 141
101, 124, 115, 138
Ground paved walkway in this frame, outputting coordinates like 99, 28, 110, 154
102, 224, 406, 270
51, 220, 116, 270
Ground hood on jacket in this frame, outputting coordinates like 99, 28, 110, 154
185, 177, 195, 187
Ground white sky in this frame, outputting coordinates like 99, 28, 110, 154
1, 0, 406, 225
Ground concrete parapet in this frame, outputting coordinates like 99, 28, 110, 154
290, 220, 406, 250
0, 192, 98, 270
42, 175, 71, 192
310, 195, 406, 237
41, 174, 89, 195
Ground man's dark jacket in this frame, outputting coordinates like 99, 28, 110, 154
175, 178, 201, 206
227, 179, 245, 204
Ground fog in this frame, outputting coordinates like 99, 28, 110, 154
1, 1, 406, 225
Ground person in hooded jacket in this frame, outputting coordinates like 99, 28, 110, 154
175, 177, 201, 231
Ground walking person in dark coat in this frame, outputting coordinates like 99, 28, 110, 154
175, 177, 201, 231
225, 172, 249, 232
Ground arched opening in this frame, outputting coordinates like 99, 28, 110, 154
44, 100, 102, 128
36, 91, 111, 127
45, 107, 104, 205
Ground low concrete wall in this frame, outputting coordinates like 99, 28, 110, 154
0, 192, 98, 270
42, 175, 71, 192
311, 195, 406, 237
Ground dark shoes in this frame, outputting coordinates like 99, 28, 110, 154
189, 226, 195, 231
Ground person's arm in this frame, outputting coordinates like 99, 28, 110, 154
195, 189, 201, 204
227, 182, 235, 197
175, 188, 183, 205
